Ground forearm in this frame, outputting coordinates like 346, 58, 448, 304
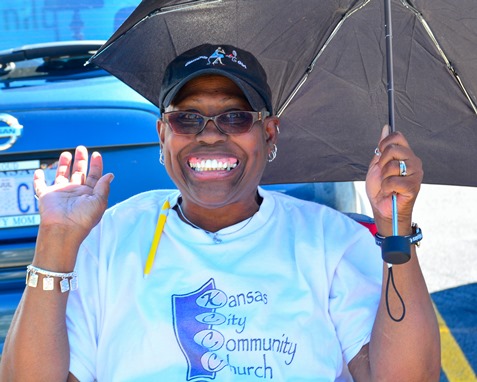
1, 287, 71, 381
0, 227, 81, 381
368, 248, 441, 381
358, 127, 439, 380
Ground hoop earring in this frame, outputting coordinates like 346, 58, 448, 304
267, 144, 277, 163
159, 147, 165, 165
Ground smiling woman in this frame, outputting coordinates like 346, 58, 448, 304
0, 42, 440, 382
158, 73, 278, 229
0, 0, 369, 361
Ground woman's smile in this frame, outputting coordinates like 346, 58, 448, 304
187, 157, 239, 172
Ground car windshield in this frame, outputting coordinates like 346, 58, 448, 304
0, 1, 140, 50
0, 1, 141, 86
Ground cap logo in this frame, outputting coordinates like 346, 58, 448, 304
185, 47, 247, 70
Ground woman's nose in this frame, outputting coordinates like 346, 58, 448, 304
196, 119, 227, 143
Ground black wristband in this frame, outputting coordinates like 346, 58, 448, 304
375, 223, 422, 247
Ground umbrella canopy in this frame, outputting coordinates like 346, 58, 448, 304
89, 0, 477, 187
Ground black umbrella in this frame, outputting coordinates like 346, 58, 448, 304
89, 0, 477, 188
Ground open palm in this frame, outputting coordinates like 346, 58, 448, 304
33, 146, 113, 244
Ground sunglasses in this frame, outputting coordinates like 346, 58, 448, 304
162, 110, 268, 135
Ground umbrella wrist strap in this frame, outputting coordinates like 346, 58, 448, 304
375, 223, 423, 247
377, 224, 423, 321
385, 265, 406, 322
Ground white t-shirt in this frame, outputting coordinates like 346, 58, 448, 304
66, 188, 382, 381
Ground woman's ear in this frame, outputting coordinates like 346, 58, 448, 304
264, 115, 280, 145
157, 119, 165, 144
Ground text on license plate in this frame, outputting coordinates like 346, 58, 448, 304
0, 160, 56, 229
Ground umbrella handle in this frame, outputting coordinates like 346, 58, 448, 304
381, 194, 411, 264
382, 0, 411, 264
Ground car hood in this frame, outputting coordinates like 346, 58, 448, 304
0, 76, 160, 154
2, 75, 158, 108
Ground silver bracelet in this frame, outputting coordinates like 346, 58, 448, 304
26, 264, 78, 293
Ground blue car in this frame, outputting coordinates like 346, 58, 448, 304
0, 5, 366, 354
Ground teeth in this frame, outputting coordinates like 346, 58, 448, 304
189, 159, 237, 172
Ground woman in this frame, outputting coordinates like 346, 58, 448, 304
0, 44, 440, 381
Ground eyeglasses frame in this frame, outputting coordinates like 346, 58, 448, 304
162, 110, 269, 135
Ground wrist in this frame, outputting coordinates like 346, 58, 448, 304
375, 223, 423, 247
372, 211, 413, 236
33, 225, 83, 272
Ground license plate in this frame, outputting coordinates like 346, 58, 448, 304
0, 160, 57, 229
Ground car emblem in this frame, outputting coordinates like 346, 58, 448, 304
0, 113, 23, 151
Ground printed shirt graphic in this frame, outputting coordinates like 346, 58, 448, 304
66, 189, 382, 381
172, 278, 300, 381
173, 279, 225, 380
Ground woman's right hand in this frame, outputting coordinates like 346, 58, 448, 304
33, 145, 113, 248
0, 146, 113, 381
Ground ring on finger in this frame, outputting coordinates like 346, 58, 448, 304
399, 160, 407, 176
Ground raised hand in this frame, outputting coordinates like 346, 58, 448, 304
33, 146, 113, 245
366, 126, 423, 235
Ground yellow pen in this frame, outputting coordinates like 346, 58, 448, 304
143, 199, 170, 278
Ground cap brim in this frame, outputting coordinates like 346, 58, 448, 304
162, 69, 268, 113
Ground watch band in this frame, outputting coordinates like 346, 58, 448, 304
374, 223, 422, 247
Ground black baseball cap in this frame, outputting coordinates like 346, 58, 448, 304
159, 44, 273, 114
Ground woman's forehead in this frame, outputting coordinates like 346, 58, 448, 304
171, 75, 249, 106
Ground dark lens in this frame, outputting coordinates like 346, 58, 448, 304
217, 111, 254, 133
167, 112, 203, 134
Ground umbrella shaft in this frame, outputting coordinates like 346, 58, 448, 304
392, 194, 399, 235
384, 0, 395, 133
385, 0, 400, 235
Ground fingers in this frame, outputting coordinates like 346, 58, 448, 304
53, 146, 105, 187
84, 151, 104, 189
380, 165, 422, 200
55, 151, 73, 185
33, 169, 46, 198
71, 146, 89, 185
376, 126, 408, 154
379, 147, 421, 180
93, 173, 114, 202
369, 126, 390, 168
372, 126, 423, 197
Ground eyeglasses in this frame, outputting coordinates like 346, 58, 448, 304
162, 110, 268, 135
